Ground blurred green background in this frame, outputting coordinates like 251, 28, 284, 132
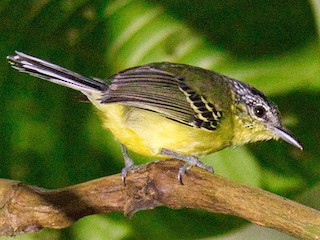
0, 0, 319, 239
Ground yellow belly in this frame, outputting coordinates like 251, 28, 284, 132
93, 102, 233, 157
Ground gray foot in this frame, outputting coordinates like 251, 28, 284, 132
121, 144, 135, 185
160, 148, 214, 184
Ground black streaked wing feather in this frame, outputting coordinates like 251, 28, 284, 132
101, 65, 222, 130
102, 66, 194, 124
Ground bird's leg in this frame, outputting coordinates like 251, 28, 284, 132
120, 144, 135, 184
160, 148, 214, 184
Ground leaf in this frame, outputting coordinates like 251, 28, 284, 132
204, 148, 261, 187
72, 215, 131, 240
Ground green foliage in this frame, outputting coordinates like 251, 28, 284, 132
0, 0, 319, 239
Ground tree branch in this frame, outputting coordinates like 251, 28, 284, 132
0, 160, 319, 239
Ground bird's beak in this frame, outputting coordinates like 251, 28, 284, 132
270, 126, 303, 150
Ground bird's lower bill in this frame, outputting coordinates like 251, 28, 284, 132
269, 126, 303, 150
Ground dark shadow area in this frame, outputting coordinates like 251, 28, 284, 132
151, 0, 316, 58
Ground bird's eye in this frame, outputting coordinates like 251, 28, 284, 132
254, 106, 266, 118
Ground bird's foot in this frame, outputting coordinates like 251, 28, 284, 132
160, 148, 214, 184
121, 163, 136, 185
121, 144, 136, 185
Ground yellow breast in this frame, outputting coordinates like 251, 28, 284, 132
92, 100, 233, 158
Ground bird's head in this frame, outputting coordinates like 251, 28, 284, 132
229, 79, 303, 150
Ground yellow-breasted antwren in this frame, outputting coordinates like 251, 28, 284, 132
7, 52, 303, 183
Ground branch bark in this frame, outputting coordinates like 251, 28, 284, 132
0, 160, 319, 239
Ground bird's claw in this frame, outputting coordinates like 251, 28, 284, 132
121, 164, 135, 185
177, 162, 214, 184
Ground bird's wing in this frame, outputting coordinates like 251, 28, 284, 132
101, 65, 223, 130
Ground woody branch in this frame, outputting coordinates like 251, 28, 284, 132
0, 160, 319, 239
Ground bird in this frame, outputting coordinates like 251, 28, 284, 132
7, 51, 303, 183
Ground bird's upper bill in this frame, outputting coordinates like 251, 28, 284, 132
270, 126, 303, 150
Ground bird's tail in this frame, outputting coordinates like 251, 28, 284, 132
7, 51, 108, 94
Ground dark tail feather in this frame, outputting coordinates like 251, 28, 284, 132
7, 51, 108, 93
